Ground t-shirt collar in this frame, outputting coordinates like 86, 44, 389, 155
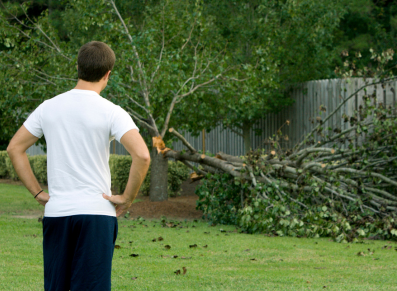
70, 89, 100, 96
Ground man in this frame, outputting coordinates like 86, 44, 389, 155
7, 41, 150, 291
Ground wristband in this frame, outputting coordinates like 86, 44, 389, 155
34, 190, 43, 199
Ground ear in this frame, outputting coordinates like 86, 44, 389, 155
104, 70, 111, 81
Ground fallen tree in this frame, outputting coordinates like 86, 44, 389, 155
157, 76, 397, 242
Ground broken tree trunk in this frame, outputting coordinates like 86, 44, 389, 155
149, 147, 169, 201
149, 136, 169, 201
162, 98, 397, 217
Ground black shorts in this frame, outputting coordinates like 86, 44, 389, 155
42, 215, 118, 291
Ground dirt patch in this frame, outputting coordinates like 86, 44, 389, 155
128, 195, 202, 220
128, 180, 203, 220
1, 178, 203, 220
13, 214, 44, 220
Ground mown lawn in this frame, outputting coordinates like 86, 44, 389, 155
0, 183, 396, 290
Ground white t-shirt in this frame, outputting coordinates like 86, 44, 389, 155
24, 89, 139, 217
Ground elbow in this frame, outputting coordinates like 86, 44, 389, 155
6, 142, 24, 157
6, 143, 15, 156
141, 152, 151, 165
134, 150, 151, 165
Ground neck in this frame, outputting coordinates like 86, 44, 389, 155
74, 79, 105, 95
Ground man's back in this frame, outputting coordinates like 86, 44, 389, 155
24, 89, 138, 217
7, 41, 150, 291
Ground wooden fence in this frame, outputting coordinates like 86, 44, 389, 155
172, 78, 397, 155
27, 78, 397, 157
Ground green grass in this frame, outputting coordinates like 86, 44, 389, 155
0, 183, 45, 216
1, 183, 397, 290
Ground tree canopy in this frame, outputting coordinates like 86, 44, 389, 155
1, 0, 396, 145
174, 0, 347, 152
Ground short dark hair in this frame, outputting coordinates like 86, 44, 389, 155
77, 41, 116, 82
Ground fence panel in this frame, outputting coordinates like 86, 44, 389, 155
27, 78, 397, 157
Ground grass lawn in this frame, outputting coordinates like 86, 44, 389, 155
0, 183, 397, 290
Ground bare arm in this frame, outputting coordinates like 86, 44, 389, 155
102, 129, 150, 216
7, 125, 49, 206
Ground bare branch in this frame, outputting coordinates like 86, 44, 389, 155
294, 148, 336, 166
20, 4, 71, 61
335, 167, 397, 187
3, 22, 56, 51
33, 74, 57, 86
159, 71, 227, 137
216, 152, 244, 163
0, 3, 71, 61
125, 107, 156, 132
109, 0, 150, 106
316, 121, 374, 148
164, 150, 243, 178
189, 40, 200, 92
220, 76, 249, 82
180, 160, 208, 176
176, 73, 223, 101
169, 128, 197, 153
200, 45, 228, 76
33, 69, 77, 82
181, 20, 196, 51
296, 77, 397, 151
126, 94, 151, 116
160, 95, 178, 138
150, 4, 165, 85
225, 126, 243, 137
129, 65, 138, 83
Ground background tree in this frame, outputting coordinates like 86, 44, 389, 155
173, 0, 347, 153
0, 0, 155, 145
333, 0, 397, 75
0, 0, 236, 201
1, 0, 396, 199
2, 0, 395, 148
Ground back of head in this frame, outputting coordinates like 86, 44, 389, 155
77, 41, 116, 82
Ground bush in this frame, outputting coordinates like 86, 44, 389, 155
29, 155, 47, 184
4, 154, 18, 180
3, 153, 133, 191
2, 153, 190, 197
167, 160, 191, 196
109, 154, 132, 194
196, 173, 397, 242
195, 173, 241, 225
0, 151, 8, 178
2, 152, 45, 182
140, 160, 190, 197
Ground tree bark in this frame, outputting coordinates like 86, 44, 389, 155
242, 122, 251, 154
216, 151, 244, 163
149, 147, 168, 201
166, 123, 397, 215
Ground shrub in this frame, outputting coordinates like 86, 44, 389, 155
167, 160, 191, 196
195, 173, 241, 225
2, 152, 45, 182
109, 154, 132, 194
0, 151, 8, 178
4, 154, 18, 180
2, 153, 190, 197
29, 155, 47, 184
195, 173, 397, 242
109, 155, 190, 196
140, 160, 190, 197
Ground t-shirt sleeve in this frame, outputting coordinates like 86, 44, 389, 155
110, 106, 139, 142
23, 103, 44, 138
